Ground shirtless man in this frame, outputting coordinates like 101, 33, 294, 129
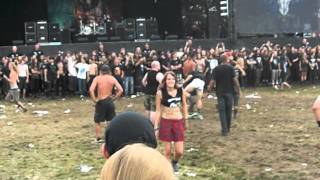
89, 64, 123, 143
88, 58, 98, 89
4, 62, 27, 112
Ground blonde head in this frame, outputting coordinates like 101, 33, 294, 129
9, 62, 18, 73
101, 143, 175, 180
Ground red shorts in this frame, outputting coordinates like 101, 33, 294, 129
159, 118, 185, 142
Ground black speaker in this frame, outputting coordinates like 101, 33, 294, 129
123, 19, 136, 40
25, 34, 37, 44
25, 22, 36, 34
62, 29, 71, 44
115, 23, 126, 39
136, 18, 146, 39
49, 33, 61, 42
146, 19, 159, 38
49, 23, 60, 33
37, 34, 48, 43
124, 18, 136, 30
37, 21, 48, 34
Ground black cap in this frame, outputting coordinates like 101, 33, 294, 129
104, 112, 157, 156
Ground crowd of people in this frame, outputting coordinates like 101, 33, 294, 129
1, 39, 319, 101
1, 38, 320, 178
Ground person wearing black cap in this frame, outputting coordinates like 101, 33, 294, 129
89, 64, 123, 143
100, 112, 157, 158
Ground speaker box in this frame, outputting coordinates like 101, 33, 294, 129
146, 20, 159, 38
25, 22, 36, 34
49, 33, 61, 42
37, 34, 48, 43
25, 34, 37, 44
49, 23, 60, 33
37, 21, 48, 34
124, 18, 136, 30
61, 29, 71, 44
136, 18, 146, 39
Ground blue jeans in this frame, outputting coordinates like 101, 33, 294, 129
124, 76, 134, 96
78, 78, 87, 96
217, 93, 234, 135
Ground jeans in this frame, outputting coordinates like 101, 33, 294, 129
217, 93, 234, 135
78, 78, 87, 96
271, 69, 280, 85
124, 76, 134, 96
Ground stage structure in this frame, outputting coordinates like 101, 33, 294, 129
6, 0, 320, 46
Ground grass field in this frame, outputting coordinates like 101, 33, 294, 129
0, 85, 320, 180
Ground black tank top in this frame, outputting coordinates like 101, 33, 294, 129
161, 88, 183, 108
145, 71, 159, 95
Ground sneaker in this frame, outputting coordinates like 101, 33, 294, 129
197, 113, 204, 120
95, 137, 104, 143
188, 112, 199, 119
172, 161, 179, 174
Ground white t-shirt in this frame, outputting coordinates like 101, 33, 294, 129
75, 63, 89, 79
18, 64, 29, 77
67, 57, 77, 77
208, 58, 219, 70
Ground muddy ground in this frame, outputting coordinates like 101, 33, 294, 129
0, 86, 319, 180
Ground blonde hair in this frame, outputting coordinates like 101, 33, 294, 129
100, 143, 175, 180
9, 62, 18, 73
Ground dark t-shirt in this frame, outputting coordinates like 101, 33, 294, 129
190, 71, 205, 81
47, 63, 58, 81
145, 70, 160, 95
271, 56, 280, 70
31, 50, 44, 58
213, 64, 235, 96
171, 59, 182, 74
161, 88, 183, 108
124, 61, 135, 77
8, 52, 21, 60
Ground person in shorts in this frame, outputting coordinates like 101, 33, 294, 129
142, 61, 163, 124
4, 62, 27, 112
184, 65, 206, 119
89, 64, 123, 143
155, 71, 188, 173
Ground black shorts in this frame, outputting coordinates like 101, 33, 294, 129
94, 97, 115, 123
19, 77, 27, 90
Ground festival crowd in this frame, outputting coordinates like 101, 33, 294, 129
0, 39, 318, 101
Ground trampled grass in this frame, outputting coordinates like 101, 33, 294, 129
0, 85, 320, 179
